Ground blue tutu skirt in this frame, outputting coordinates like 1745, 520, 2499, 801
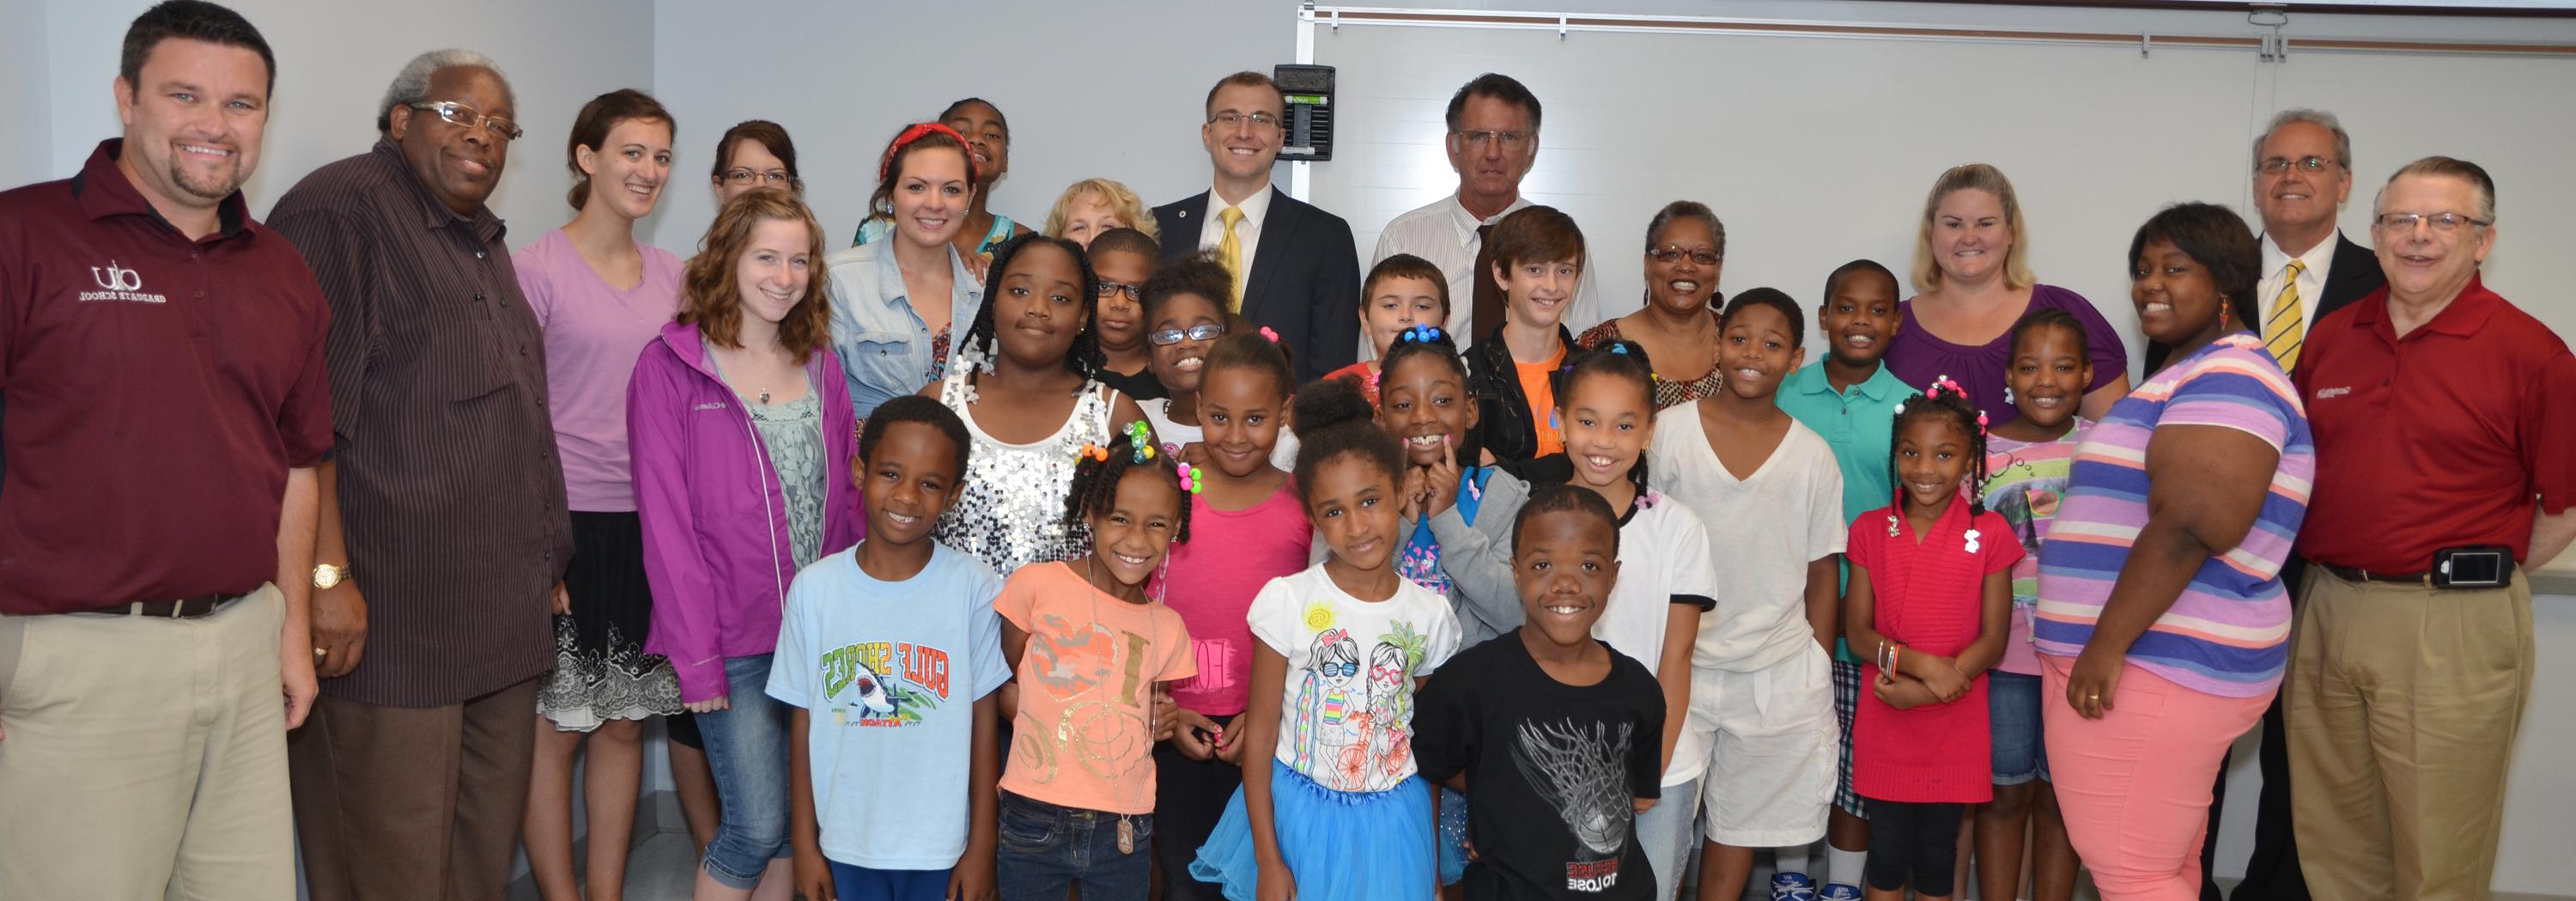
1191, 758, 1438, 901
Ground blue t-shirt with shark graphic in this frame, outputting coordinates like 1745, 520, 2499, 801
769, 541, 1012, 869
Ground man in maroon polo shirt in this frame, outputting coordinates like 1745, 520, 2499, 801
0, 3, 329, 899
2288, 156, 2576, 901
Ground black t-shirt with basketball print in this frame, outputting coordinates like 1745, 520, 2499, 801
1415, 630, 1666, 900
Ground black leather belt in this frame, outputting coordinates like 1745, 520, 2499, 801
2318, 563, 2431, 586
107, 593, 249, 618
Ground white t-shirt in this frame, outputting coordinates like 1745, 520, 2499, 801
1250, 564, 1463, 793
1140, 398, 1300, 472
1589, 491, 1719, 786
1649, 407, 1846, 673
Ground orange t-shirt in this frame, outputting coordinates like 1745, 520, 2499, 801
993, 561, 1197, 814
1514, 344, 1566, 457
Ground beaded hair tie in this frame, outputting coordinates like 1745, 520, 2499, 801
1122, 421, 1156, 462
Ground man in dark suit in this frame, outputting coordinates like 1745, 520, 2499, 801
2178, 108, 2385, 901
1153, 70, 1361, 382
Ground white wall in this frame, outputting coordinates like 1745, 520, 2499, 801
36, 0, 653, 245
1, 0, 49, 188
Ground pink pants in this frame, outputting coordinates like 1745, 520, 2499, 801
2040, 654, 2270, 901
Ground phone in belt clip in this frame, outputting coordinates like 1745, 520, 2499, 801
2433, 545, 2513, 588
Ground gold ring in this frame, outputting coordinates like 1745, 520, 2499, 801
314, 647, 328, 658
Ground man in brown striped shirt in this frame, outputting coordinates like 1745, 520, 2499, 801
268, 48, 572, 901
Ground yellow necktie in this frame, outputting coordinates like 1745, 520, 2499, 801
1217, 205, 1245, 311
2263, 260, 2305, 372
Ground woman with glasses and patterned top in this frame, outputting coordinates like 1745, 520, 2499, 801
514, 88, 687, 901
825, 123, 987, 419
1886, 164, 2131, 425
709, 119, 800, 204
1574, 201, 1731, 410
854, 98, 1033, 267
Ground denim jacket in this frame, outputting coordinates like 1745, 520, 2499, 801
824, 240, 982, 418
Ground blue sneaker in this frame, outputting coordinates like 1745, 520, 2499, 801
1818, 883, 1863, 901
1771, 872, 1818, 901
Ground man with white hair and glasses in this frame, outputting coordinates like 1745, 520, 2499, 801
268, 48, 573, 901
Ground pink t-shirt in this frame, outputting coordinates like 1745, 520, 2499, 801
1158, 484, 1312, 717
517, 229, 683, 512
995, 561, 1196, 814
1980, 423, 2087, 676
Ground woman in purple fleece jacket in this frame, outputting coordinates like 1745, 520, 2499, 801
630, 191, 860, 899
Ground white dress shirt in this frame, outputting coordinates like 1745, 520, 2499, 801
1368, 192, 1603, 353
2257, 228, 2346, 337
1196, 184, 1274, 303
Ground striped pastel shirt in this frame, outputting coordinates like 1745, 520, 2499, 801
2032, 332, 2313, 697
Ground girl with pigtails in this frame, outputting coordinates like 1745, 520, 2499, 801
1838, 378, 2021, 901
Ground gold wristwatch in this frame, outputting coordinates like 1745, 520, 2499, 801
312, 563, 352, 590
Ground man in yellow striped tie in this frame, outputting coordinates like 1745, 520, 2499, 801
2183, 107, 2387, 901
1148, 70, 1366, 383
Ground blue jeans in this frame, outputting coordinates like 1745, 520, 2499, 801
1634, 776, 1700, 899
1989, 670, 2050, 785
698, 654, 793, 888
995, 790, 1151, 901
830, 860, 947, 901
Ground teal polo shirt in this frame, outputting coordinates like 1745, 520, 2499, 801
1775, 360, 1917, 662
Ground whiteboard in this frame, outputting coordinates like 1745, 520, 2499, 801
1305, 18, 2576, 374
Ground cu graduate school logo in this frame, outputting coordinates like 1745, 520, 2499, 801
78, 259, 168, 304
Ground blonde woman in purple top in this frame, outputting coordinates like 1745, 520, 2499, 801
514, 88, 687, 901
1886, 164, 2131, 425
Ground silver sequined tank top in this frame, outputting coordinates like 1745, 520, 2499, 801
933, 368, 1116, 576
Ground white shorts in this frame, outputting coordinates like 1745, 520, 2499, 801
1686, 641, 1837, 847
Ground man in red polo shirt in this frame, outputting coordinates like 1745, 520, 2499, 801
0, 3, 330, 899
2288, 155, 2576, 901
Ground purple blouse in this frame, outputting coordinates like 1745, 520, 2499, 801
1886, 283, 2128, 425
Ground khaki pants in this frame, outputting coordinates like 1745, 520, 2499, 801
288, 676, 539, 901
0, 586, 292, 901
2287, 568, 2533, 901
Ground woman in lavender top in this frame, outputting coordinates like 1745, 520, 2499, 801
516, 88, 686, 901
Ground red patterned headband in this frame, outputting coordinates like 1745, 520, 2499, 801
878, 122, 978, 184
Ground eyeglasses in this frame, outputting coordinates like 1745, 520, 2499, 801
722, 167, 797, 188
1316, 661, 1359, 679
1649, 245, 1720, 266
1097, 279, 1144, 302
2374, 211, 2488, 233
1147, 323, 1224, 346
407, 101, 522, 142
1455, 130, 1529, 151
2257, 155, 2337, 175
1207, 111, 1280, 131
